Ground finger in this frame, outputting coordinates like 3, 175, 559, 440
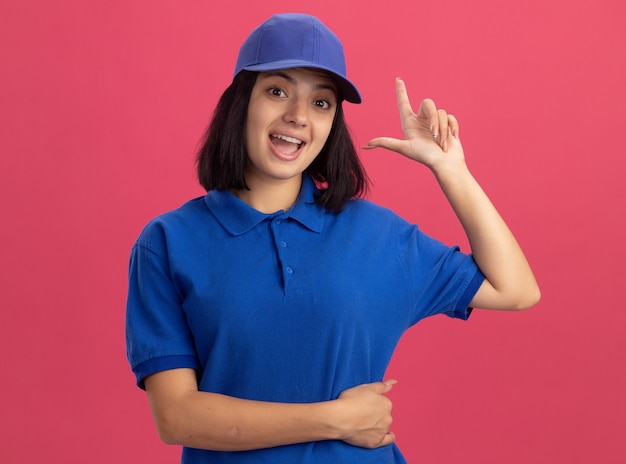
367, 380, 396, 394
438, 109, 449, 152
364, 137, 406, 154
379, 431, 396, 447
381, 379, 397, 394
416, 98, 439, 137
395, 78, 415, 119
448, 113, 459, 138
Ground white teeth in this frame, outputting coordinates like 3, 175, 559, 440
272, 134, 303, 144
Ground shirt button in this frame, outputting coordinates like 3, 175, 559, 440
286, 267, 294, 274
275, 219, 281, 224
280, 241, 287, 248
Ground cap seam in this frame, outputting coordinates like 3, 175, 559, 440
312, 16, 319, 64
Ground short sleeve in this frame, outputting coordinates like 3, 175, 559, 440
397, 220, 485, 324
125, 224, 199, 389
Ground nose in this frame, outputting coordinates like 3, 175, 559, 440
283, 97, 308, 127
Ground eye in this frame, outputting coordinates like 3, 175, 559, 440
314, 99, 331, 109
268, 87, 286, 98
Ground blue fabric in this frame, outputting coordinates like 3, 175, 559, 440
126, 175, 484, 463
234, 13, 362, 103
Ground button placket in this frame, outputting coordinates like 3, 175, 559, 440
271, 217, 294, 291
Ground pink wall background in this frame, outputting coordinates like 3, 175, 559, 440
2, 1, 625, 462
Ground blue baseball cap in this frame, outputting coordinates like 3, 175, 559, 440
234, 13, 362, 104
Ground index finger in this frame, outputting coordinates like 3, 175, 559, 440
395, 77, 415, 117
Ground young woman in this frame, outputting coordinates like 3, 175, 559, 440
126, 13, 540, 464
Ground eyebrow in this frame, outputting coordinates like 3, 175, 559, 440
262, 71, 338, 93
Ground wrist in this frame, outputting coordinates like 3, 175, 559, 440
431, 160, 473, 187
317, 399, 345, 441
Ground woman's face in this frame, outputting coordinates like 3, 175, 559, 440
244, 67, 337, 188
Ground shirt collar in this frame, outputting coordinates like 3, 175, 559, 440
204, 175, 326, 236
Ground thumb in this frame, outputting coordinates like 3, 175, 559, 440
371, 379, 398, 394
363, 137, 405, 153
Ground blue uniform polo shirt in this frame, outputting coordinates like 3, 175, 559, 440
126, 175, 484, 463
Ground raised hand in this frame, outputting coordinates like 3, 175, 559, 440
365, 78, 466, 172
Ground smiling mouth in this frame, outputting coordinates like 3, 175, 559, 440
270, 134, 304, 156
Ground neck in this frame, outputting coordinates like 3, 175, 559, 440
234, 175, 303, 214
